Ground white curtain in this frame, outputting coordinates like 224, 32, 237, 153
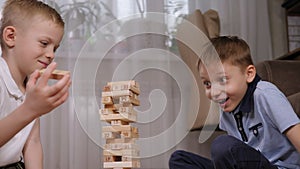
189, 0, 287, 63
0, 0, 286, 169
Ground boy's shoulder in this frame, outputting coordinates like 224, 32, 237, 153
0, 60, 6, 93
254, 80, 288, 103
0, 57, 16, 95
255, 80, 281, 93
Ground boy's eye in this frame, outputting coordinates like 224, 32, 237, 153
203, 81, 211, 88
40, 41, 48, 46
219, 77, 227, 84
53, 47, 58, 53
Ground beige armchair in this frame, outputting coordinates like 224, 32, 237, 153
176, 9, 221, 130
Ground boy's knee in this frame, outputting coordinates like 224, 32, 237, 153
169, 150, 186, 168
169, 150, 210, 169
211, 135, 236, 160
169, 150, 187, 161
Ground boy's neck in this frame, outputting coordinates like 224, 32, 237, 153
2, 55, 26, 93
232, 74, 261, 114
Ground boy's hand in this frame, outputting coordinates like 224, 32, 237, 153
23, 62, 71, 118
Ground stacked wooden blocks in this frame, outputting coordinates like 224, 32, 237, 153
100, 80, 141, 169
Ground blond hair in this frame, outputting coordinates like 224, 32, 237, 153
0, 0, 64, 49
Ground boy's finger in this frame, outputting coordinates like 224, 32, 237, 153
51, 79, 71, 100
48, 73, 71, 96
26, 70, 40, 88
38, 62, 57, 85
51, 83, 70, 106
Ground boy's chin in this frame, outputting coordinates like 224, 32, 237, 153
221, 106, 235, 113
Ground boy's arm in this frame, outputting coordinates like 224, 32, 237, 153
285, 123, 300, 153
0, 62, 71, 147
0, 105, 37, 147
23, 118, 43, 169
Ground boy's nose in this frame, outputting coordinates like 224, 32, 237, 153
210, 85, 223, 99
46, 51, 55, 60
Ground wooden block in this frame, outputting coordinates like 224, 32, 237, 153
106, 138, 137, 144
103, 160, 140, 168
106, 103, 131, 111
102, 132, 120, 139
102, 125, 138, 139
102, 130, 138, 139
103, 85, 112, 92
39, 69, 69, 80
118, 106, 135, 114
122, 156, 134, 162
104, 155, 120, 162
100, 112, 137, 123
104, 155, 130, 163
110, 120, 129, 126
108, 83, 140, 95
104, 156, 139, 163
104, 104, 118, 109
102, 125, 137, 132
100, 114, 136, 123
103, 149, 139, 157
114, 96, 140, 106
121, 130, 139, 138
102, 96, 113, 105
99, 108, 115, 115
118, 102, 133, 107
104, 142, 138, 150
102, 90, 133, 97
107, 81, 140, 91
100, 105, 138, 116
107, 80, 138, 87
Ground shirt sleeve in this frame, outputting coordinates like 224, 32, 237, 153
255, 83, 300, 133
0, 78, 4, 118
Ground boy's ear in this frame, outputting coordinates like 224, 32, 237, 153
3, 26, 16, 48
245, 65, 256, 83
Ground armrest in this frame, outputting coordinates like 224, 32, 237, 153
256, 60, 300, 97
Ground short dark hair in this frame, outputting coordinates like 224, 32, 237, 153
197, 36, 254, 71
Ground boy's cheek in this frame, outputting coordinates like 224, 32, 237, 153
205, 90, 211, 99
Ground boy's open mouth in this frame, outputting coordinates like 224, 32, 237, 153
217, 97, 229, 107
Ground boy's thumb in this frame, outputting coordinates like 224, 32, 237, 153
26, 70, 40, 88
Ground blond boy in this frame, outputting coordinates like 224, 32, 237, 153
0, 0, 71, 168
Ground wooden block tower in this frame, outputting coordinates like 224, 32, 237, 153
100, 80, 141, 169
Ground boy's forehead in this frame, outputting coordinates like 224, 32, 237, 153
20, 14, 63, 29
31, 14, 55, 23
199, 61, 227, 77
200, 60, 225, 72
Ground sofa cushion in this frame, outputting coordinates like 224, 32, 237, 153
287, 92, 300, 117
177, 9, 221, 130
256, 60, 300, 97
203, 9, 220, 39
185, 9, 209, 37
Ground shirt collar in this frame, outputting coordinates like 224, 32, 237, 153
233, 74, 261, 114
0, 57, 24, 99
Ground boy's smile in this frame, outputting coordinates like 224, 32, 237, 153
199, 61, 251, 112
37, 59, 51, 68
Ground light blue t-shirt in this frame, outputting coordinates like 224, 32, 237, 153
220, 79, 300, 169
